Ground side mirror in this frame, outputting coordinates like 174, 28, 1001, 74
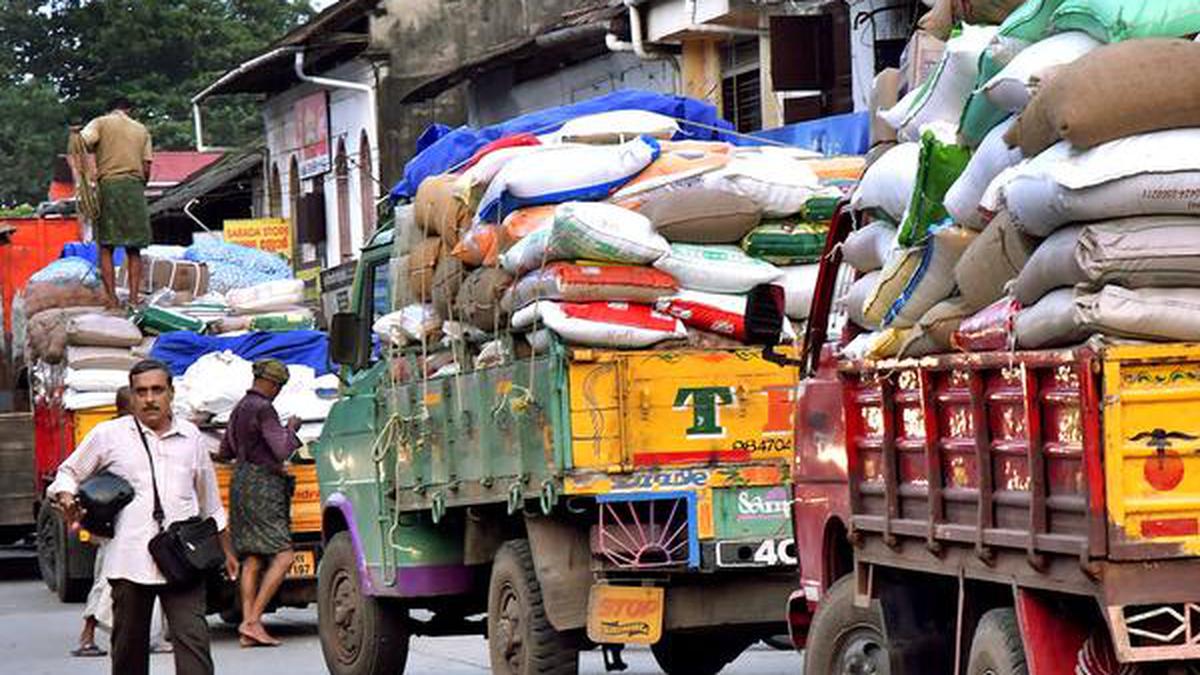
329, 312, 364, 367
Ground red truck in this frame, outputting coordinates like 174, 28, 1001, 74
779, 207, 1200, 674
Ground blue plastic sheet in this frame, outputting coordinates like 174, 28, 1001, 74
61, 242, 126, 267
150, 330, 331, 376
738, 112, 871, 156
389, 89, 734, 201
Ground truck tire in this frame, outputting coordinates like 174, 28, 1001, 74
804, 575, 890, 675
488, 539, 579, 675
966, 608, 1027, 675
651, 630, 755, 675
37, 506, 90, 602
318, 532, 410, 675
36, 506, 59, 594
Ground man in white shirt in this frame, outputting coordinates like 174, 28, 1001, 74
49, 359, 238, 675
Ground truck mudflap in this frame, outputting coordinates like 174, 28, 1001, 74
1101, 343, 1200, 560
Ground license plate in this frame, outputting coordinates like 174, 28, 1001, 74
286, 550, 315, 578
586, 584, 664, 645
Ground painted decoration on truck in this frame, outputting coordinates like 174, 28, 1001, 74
567, 350, 799, 471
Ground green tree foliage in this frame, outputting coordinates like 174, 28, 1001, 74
0, 0, 312, 206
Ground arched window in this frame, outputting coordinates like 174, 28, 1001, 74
359, 130, 376, 238
269, 162, 282, 218
335, 138, 352, 262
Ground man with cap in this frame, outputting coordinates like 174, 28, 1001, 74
218, 358, 301, 647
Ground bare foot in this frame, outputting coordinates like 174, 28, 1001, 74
238, 621, 281, 647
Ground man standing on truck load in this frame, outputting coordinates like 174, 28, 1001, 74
218, 358, 301, 648
48, 359, 238, 675
76, 96, 153, 308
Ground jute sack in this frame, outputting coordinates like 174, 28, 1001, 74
456, 267, 514, 332
918, 0, 954, 41
1013, 216, 1200, 305
1006, 39, 1200, 156
639, 188, 761, 244
415, 174, 471, 248
407, 238, 443, 303
954, 210, 1037, 309
1015, 286, 1200, 349
430, 254, 465, 319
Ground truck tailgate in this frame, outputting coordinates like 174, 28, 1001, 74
567, 348, 797, 471
1102, 343, 1200, 559
0, 413, 34, 527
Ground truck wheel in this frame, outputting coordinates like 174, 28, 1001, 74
488, 539, 578, 675
651, 630, 755, 675
36, 506, 59, 594
37, 506, 90, 602
804, 575, 890, 675
318, 532, 410, 675
967, 608, 1027, 675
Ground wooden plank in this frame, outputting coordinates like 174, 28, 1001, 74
681, 39, 723, 110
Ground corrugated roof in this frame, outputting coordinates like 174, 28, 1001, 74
149, 149, 263, 216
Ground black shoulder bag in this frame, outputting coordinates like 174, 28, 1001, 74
136, 418, 224, 586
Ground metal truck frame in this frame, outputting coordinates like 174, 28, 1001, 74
786, 206, 1200, 674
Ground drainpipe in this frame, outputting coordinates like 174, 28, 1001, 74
621, 0, 674, 60
191, 46, 301, 152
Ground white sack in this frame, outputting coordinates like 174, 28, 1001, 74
843, 222, 897, 272
511, 301, 686, 348
982, 32, 1102, 112
701, 152, 822, 217
944, 117, 1022, 229
555, 110, 679, 144
65, 368, 130, 393
779, 265, 821, 320
654, 244, 783, 294
850, 142, 921, 222
1016, 286, 1200, 349
226, 279, 305, 314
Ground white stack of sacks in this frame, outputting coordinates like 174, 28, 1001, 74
379, 109, 862, 371
847, 0, 1200, 358
172, 351, 338, 444
60, 313, 143, 410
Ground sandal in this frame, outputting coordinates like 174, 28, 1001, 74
71, 644, 107, 657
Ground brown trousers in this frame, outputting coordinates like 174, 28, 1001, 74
110, 578, 213, 675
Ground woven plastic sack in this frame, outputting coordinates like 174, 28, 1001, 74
476, 136, 660, 223
226, 279, 305, 314
549, 202, 669, 265
453, 224, 500, 267
1017, 286, 1200, 349
1014, 217, 1200, 306
29, 257, 101, 286
954, 210, 1037, 309
700, 150, 822, 217
897, 297, 977, 357
844, 271, 883, 331
65, 368, 128, 393
944, 117, 1021, 230
951, 297, 1020, 352
555, 110, 679, 144
850, 142, 921, 222
654, 244, 783, 294
66, 313, 142, 348
505, 262, 676, 311
741, 221, 828, 265
453, 144, 545, 209
778, 265, 821, 320
65, 346, 139, 371
898, 130, 971, 246
184, 239, 291, 293
885, 225, 976, 327
1003, 130, 1200, 236
636, 188, 761, 244
656, 291, 749, 341
247, 309, 316, 333
499, 206, 555, 251
981, 31, 1100, 113
512, 301, 686, 348
843, 222, 897, 273
610, 150, 730, 211
1050, 0, 1200, 43
880, 24, 998, 141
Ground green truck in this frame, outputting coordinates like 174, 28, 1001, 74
312, 224, 800, 675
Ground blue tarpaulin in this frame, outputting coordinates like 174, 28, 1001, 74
61, 242, 126, 267
150, 330, 331, 377
389, 89, 734, 201
740, 112, 870, 156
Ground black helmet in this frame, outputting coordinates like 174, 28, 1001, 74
77, 471, 134, 538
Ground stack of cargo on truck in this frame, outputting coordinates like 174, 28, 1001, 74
312, 94, 862, 675
783, 2, 1200, 673
14, 239, 328, 614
